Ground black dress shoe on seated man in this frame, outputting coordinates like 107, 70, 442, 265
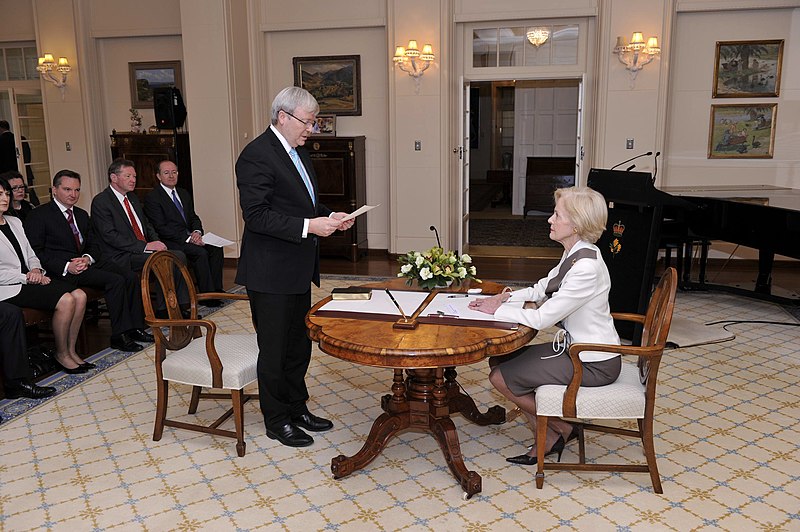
110, 334, 143, 352
266, 422, 314, 447
128, 328, 155, 343
4, 380, 57, 399
291, 412, 333, 432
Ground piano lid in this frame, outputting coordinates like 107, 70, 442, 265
661, 185, 800, 213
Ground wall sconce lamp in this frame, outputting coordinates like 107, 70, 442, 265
36, 53, 71, 99
613, 32, 660, 86
526, 27, 550, 47
393, 40, 435, 93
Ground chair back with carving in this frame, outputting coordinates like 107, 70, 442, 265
141, 250, 199, 350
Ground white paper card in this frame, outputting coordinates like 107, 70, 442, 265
340, 204, 379, 222
201, 232, 235, 247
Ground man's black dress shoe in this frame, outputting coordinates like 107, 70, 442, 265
4, 380, 57, 399
204, 299, 223, 307
291, 413, 333, 432
266, 423, 314, 447
110, 335, 143, 352
128, 329, 155, 343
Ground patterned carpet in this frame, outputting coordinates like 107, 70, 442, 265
1, 278, 799, 530
469, 218, 559, 247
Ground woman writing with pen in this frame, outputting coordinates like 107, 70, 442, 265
468, 186, 621, 465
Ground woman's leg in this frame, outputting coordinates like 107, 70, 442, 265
65, 289, 87, 363
490, 366, 576, 455
52, 293, 80, 369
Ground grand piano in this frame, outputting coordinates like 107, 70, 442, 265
661, 185, 800, 303
588, 172, 799, 340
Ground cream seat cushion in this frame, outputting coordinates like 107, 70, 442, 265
535, 361, 645, 419
161, 334, 259, 390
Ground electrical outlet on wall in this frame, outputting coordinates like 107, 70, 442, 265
626, 138, 634, 149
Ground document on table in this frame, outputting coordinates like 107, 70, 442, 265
422, 293, 524, 323
340, 204, 380, 222
317, 289, 428, 317
199, 232, 235, 247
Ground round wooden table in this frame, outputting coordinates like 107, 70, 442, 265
305, 278, 536, 499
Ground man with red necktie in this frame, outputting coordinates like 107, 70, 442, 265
25, 169, 154, 352
90, 158, 190, 316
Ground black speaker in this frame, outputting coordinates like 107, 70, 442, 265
154, 87, 187, 129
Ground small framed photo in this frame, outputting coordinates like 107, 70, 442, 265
708, 103, 776, 159
314, 115, 336, 136
712, 40, 783, 98
293, 55, 361, 116
128, 61, 183, 109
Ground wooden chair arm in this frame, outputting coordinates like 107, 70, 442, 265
611, 312, 645, 324
560, 342, 663, 417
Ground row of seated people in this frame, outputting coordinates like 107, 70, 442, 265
0, 158, 224, 403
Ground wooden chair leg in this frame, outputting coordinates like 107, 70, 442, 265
153, 379, 169, 441
640, 418, 663, 493
535, 416, 549, 489
576, 423, 586, 463
188, 385, 202, 414
232, 389, 246, 457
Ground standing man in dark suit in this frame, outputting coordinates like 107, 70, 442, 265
90, 158, 189, 315
236, 86, 353, 447
25, 169, 153, 352
0, 120, 18, 173
144, 160, 224, 305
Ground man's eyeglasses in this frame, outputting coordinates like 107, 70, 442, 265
281, 109, 320, 133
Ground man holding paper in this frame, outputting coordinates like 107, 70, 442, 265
236, 86, 354, 448
144, 160, 224, 305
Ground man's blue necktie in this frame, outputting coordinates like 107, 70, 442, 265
289, 148, 315, 205
172, 189, 187, 222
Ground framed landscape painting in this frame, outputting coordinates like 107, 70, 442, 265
129, 61, 182, 109
712, 40, 783, 98
293, 55, 361, 116
708, 103, 776, 159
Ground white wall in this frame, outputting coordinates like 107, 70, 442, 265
96, 36, 184, 135
664, 7, 800, 188
265, 26, 390, 249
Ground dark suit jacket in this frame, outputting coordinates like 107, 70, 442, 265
90, 186, 160, 268
143, 185, 203, 245
235, 126, 331, 294
0, 130, 17, 173
24, 200, 102, 275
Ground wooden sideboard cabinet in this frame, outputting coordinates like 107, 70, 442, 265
110, 131, 193, 202
306, 136, 367, 261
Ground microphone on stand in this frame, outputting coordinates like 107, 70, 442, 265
651, 151, 661, 184
610, 151, 653, 170
429, 225, 442, 248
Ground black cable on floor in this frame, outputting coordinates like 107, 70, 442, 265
705, 319, 800, 331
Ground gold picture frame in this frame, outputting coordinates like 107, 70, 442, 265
293, 55, 361, 116
712, 40, 783, 98
708, 103, 776, 159
128, 61, 183, 109
314, 115, 336, 136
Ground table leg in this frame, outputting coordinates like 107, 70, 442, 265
444, 367, 506, 426
431, 415, 482, 498
331, 411, 408, 479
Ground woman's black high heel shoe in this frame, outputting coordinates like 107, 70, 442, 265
54, 359, 88, 374
507, 435, 566, 465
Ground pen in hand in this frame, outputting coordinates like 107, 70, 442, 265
446, 294, 469, 298
384, 289, 409, 322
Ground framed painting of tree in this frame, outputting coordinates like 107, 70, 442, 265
713, 40, 783, 98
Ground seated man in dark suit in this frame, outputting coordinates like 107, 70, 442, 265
25, 169, 154, 352
90, 158, 189, 316
1, 301, 57, 402
144, 160, 224, 306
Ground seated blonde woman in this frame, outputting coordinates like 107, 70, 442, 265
470, 186, 621, 464
0, 178, 90, 374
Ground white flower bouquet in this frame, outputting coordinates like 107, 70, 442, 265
397, 247, 479, 290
